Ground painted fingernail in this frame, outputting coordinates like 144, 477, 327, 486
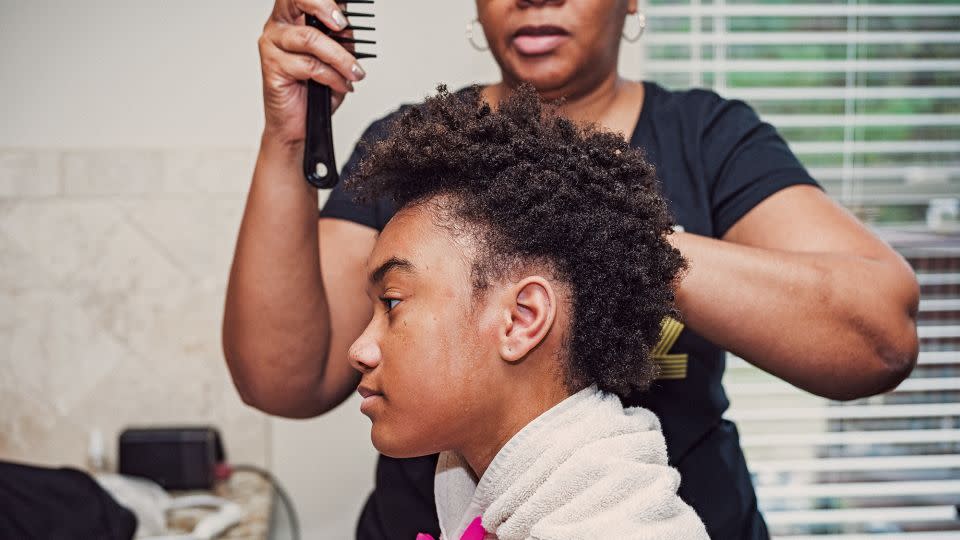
347, 80, 355, 92
331, 9, 347, 30
351, 63, 366, 81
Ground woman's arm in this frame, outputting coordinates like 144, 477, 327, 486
672, 184, 920, 400
223, 137, 374, 418
223, 0, 374, 418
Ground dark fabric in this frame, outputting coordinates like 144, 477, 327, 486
327, 82, 820, 540
674, 421, 769, 540
0, 460, 138, 540
355, 455, 440, 540
319, 105, 408, 230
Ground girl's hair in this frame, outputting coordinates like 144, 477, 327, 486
350, 84, 687, 395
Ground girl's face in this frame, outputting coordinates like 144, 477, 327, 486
476, 0, 636, 97
348, 203, 502, 458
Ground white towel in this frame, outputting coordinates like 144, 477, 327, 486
434, 385, 709, 540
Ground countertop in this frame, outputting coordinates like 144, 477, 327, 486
166, 471, 275, 540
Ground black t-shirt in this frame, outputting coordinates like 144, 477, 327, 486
320, 81, 820, 540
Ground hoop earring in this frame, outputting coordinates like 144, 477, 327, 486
466, 18, 489, 52
622, 12, 646, 43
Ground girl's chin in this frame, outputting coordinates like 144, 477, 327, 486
371, 428, 438, 459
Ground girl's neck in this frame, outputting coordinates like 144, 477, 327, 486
457, 379, 572, 479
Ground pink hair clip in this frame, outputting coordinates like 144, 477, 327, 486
416, 515, 486, 540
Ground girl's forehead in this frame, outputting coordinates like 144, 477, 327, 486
373, 208, 474, 281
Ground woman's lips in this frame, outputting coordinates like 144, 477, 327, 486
512, 26, 570, 56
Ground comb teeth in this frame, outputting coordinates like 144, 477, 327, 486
333, 0, 376, 59
333, 37, 375, 45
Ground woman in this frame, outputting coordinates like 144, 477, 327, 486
224, 1, 920, 538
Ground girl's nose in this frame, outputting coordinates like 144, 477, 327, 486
348, 334, 382, 373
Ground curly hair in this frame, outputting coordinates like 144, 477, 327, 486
349, 84, 687, 396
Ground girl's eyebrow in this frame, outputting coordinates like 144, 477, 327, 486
369, 256, 416, 286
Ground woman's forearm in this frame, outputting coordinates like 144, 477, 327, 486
223, 133, 331, 415
670, 231, 920, 400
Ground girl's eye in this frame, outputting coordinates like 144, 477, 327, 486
381, 298, 401, 311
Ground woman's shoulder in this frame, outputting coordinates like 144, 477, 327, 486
643, 80, 729, 109
640, 80, 760, 133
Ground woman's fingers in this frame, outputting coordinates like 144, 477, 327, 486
258, 0, 363, 143
272, 0, 348, 31
269, 23, 365, 85
263, 42, 355, 95
331, 90, 347, 114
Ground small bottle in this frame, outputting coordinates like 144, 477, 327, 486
87, 428, 107, 473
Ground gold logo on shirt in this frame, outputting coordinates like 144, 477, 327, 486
653, 317, 687, 380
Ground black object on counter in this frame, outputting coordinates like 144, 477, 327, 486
118, 426, 224, 490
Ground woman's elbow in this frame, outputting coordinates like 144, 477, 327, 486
222, 336, 324, 418
827, 339, 916, 402
880, 267, 921, 390
874, 326, 919, 395
849, 272, 920, 400
229, 361, 328, 419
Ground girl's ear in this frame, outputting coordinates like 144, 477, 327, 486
498, 276, 557, 363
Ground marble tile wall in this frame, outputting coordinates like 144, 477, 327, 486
0, 148, 269, 469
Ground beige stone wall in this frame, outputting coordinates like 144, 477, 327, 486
0, 148, 268, 469
0, 1, 646, 535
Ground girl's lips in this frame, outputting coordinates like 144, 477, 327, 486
357, 384, 383, 414
357, 386, 380, 399
359, 394, 383, 414
513, 34, 570, 56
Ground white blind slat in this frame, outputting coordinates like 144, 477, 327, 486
646, 4, 960, 17
919, 298, 960, 312
727, 403, 960, 421
757, 479, 960, 499
726, 377, 960, 396
917, 273, 960, 286
767, 114, 960, 128
732, 87, 960, 100
777, 533, 960, 540
763, 505, 959, 526
727, 350, 959, 369
918, 324, 960, 339
742, 429, 960, 447
646, 31, 960, 45
645, 59, 960, 73
790, 141, 960, 155
749, 455, 960, 474
646, 3, 960, 536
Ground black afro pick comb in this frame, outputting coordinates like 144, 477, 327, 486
303, 1, 376, 189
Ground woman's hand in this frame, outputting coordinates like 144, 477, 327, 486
258, 0, 367, 146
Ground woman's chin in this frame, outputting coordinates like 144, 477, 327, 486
505, 57, 579, 95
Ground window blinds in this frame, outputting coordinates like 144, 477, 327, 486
637, 1, 960, 537
638, 0, 960, 216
